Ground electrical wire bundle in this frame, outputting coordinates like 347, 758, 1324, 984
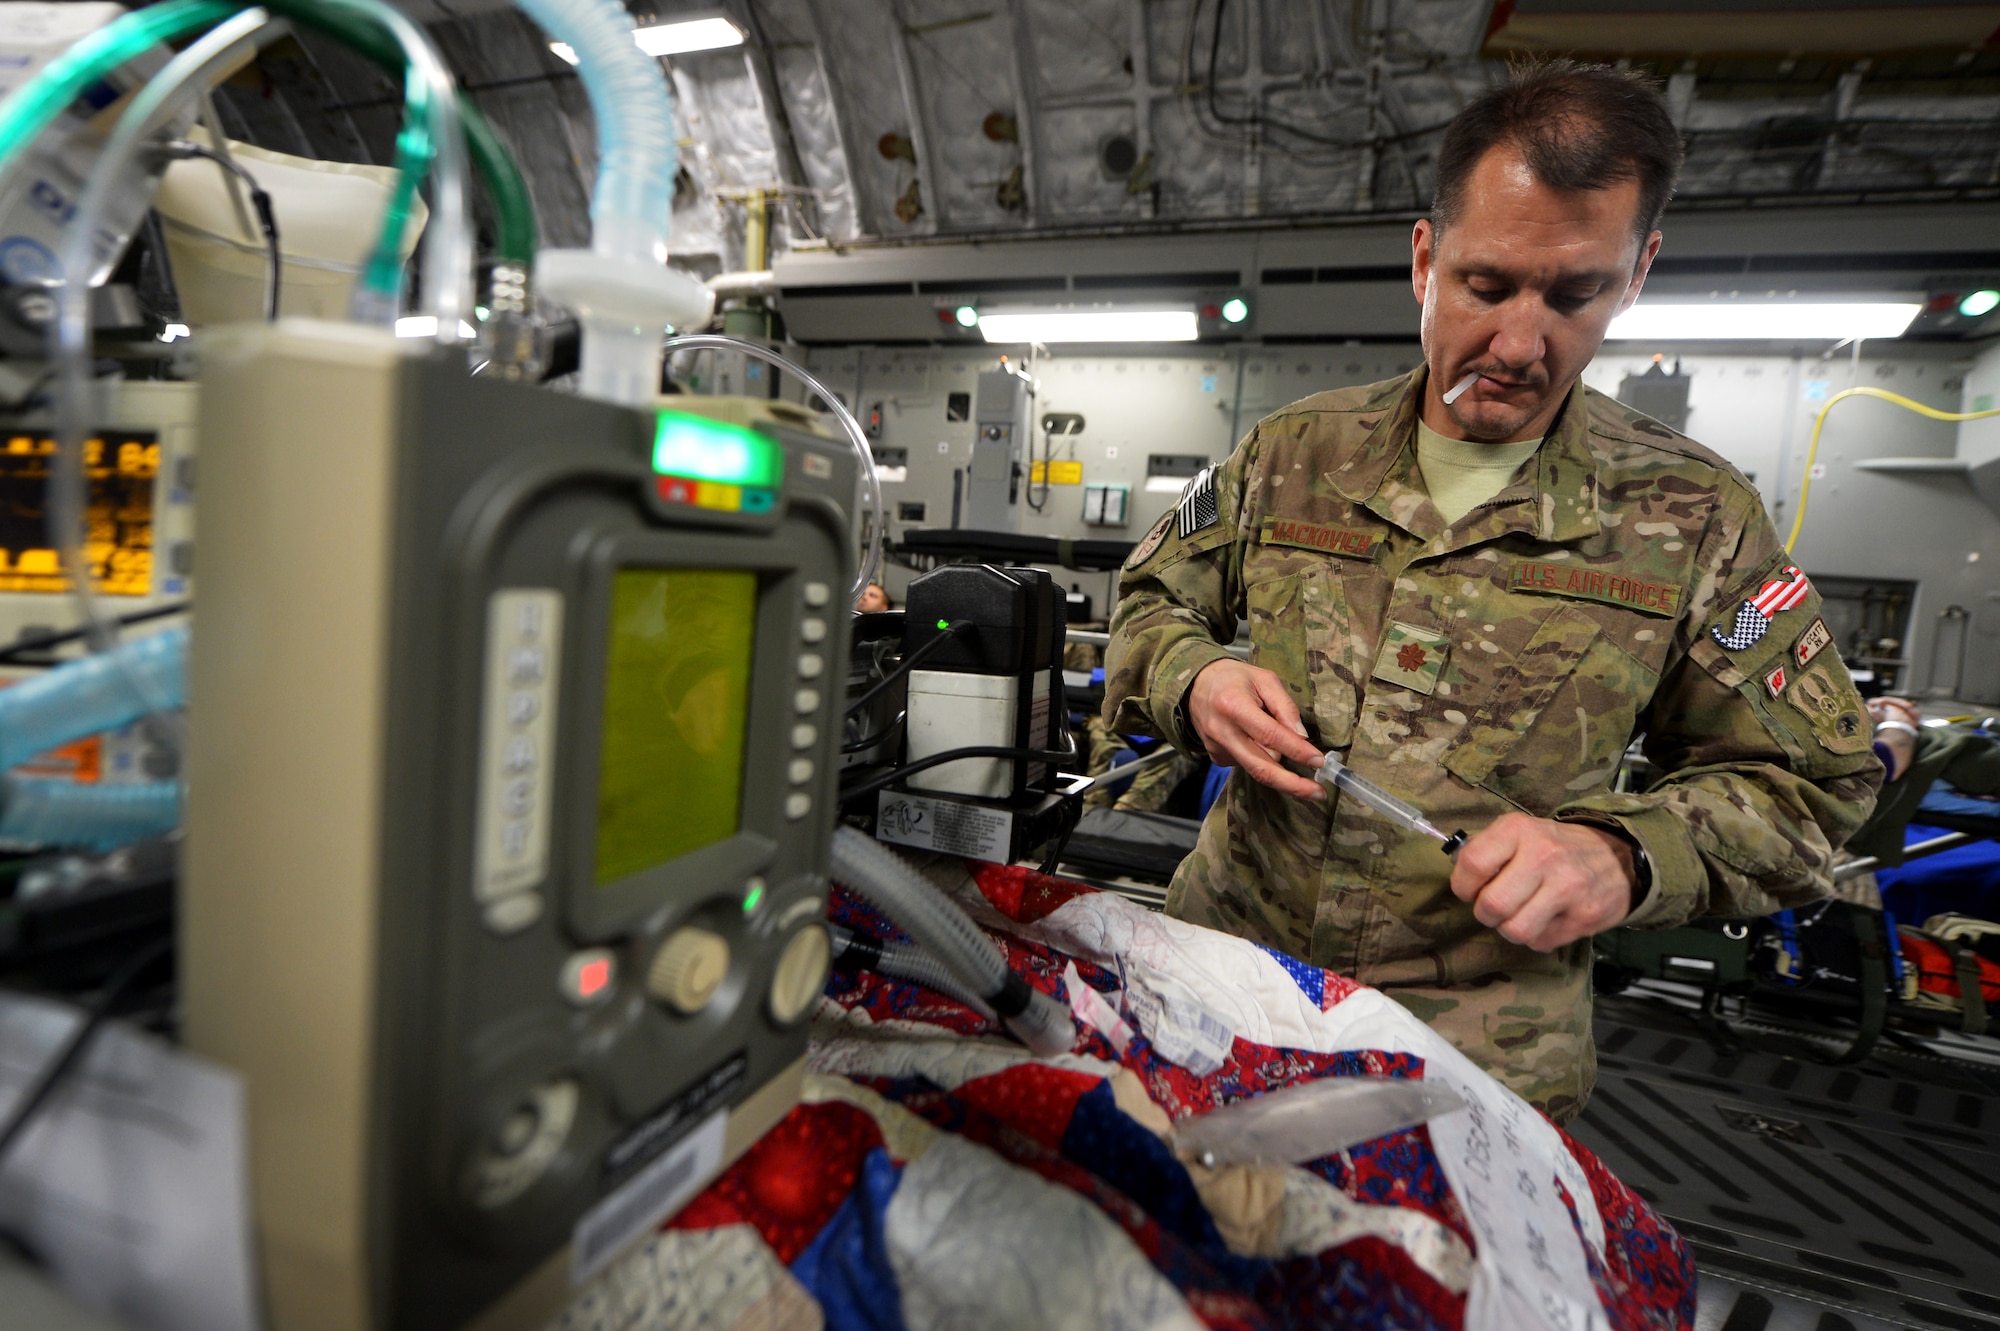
1177, 0, 1460, 171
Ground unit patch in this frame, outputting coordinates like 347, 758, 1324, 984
1256, 515, 1384, 555
1792, 616, 1833, 669
1764, 663, 1788, 698
1125, 511, 1173, 569
1260, 517, 1382, 559
1712, 565, 1813, 651
1371, 621, 1450, 696
1786, 660, 1872, 755
1175, 465, 1220, 538
1511, 561, 1682, 617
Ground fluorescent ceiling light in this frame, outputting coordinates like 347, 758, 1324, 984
1606, 299, 1921, 342
977, 309, 1199, 343
395, 315, 479, 339
550, 15, 744, 64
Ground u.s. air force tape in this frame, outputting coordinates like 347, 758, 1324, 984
1175, 465, 1219, 538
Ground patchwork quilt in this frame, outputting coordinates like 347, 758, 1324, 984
558, 859, 1694, 1331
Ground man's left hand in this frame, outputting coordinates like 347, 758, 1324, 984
1449, 813, 1638, 952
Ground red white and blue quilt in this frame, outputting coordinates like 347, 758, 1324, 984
558, 858, 1693, 1331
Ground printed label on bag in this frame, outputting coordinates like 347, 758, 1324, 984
1122, 960, 1235, 1075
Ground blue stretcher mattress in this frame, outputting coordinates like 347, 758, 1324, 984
1876, 783, 2000, 923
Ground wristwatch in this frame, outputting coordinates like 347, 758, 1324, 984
1566, 816, 1652, 910
1626, 835, 1654, 908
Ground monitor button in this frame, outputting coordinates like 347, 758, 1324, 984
791, 723, 817, 749
483, 893, 543, 935
649, 928, 730, 1014
799, 616, 827, 643
793, 688, 821, 714
802, 581, 831, 607
784, 792, 812, 820
560, 949, 618, 1006
796, 652, 825, 679
768, 925, 830, 1026
787, 758, 815, 784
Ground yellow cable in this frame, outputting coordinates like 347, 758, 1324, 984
1785, 386, 2000, 552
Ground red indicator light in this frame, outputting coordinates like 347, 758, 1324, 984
576, 957, 612, 999
657, 476, 696, 506
1200, 303, 1221, 320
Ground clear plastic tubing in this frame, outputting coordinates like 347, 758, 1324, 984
0, 628, 187, 772
52, 10, 282, 678
511, 0, 681, 401
328, 0, 471, 338
662, 334, 883, 601
509, 0, 675, 268
829, 827, 1074, 1058
0, 0, 235, 179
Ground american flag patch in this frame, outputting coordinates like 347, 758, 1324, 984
1176, 466, 1219, 538
1711, 565, 1811, 652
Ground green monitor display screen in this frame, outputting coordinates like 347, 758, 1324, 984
595, 568, 757, 885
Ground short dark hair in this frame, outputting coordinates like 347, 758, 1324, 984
1431, 59, 1685, 245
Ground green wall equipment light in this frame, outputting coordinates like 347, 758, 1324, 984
1960, 289, 2000, 319
1220, 297, 1250, 324
954, 305, 979, 328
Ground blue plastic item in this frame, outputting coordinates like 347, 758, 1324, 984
0, 776, 178, 852
0, 627, 186, 771
1200, 764, 1231, 819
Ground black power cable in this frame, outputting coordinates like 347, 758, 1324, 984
164, 140, 281, 321
842, 710, 905, 755
0, 937, 173, 1169
838, 734, 1080, 806
0, 601, 189, 667
842, 619, 971, 721
1025, 423, 1052, 513
1195, 0, 1454, 156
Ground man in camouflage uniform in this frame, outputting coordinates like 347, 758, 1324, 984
1104, 62, 1881, 1122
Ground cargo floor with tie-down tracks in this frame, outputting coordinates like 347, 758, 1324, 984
1572, 986, 2000, 1331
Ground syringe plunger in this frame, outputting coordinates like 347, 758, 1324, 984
1315, 751, 1468, 854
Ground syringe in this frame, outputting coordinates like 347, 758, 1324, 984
1316, 751, 1468, 855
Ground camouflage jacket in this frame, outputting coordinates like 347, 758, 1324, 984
1104, 368, 1883, 1120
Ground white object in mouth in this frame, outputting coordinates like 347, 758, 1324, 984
1441, 371, 1480, 405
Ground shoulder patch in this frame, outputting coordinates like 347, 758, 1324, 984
1792, 616, 1833, 669
1786, 661, 1872, 755
1124, 510, 1174, 570
1175, 465, 1220, 538
1712, 565, 1811, 651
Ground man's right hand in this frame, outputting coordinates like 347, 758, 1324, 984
1186, 658, 1325, 799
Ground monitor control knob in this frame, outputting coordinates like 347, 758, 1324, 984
649, 928, 730, 1014
768, 924, 830, 1027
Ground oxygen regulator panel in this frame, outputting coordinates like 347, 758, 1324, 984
183, 323, 854, 1331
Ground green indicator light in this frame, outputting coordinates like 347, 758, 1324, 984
954, 305, 979, 328
653, 412, 783, 488
1960, 289, 2000, 318
742, 881, 765, 913
936, 618, 949, 630
1221, 297, 1249, 324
